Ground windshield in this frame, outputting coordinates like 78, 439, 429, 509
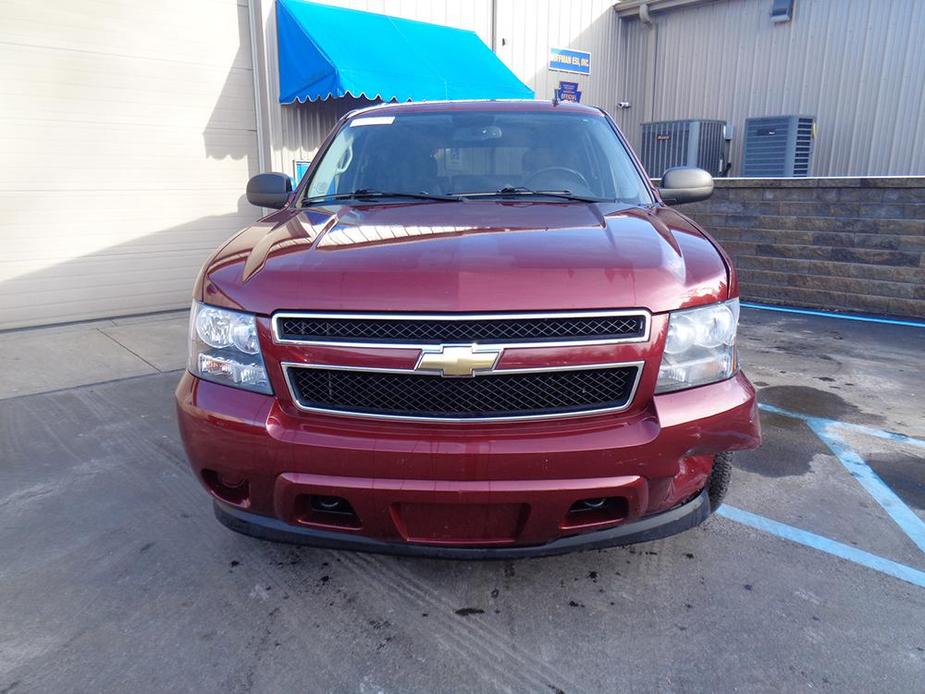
302, 110, 653, 204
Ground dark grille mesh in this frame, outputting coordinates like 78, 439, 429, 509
287, 366, 638, 419
277, 314, 646, 344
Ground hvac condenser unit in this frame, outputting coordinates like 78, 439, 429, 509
639, 119, 727, 177
742, 115, 815, 177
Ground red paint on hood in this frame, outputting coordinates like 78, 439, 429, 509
198, 200, 730, 315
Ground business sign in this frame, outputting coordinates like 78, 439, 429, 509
549, 47, 591, 75
555, 81, 581, 103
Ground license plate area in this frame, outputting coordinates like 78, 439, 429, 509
391, 502, 529, 545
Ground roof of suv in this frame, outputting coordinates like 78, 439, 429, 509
347, 99, 604, 118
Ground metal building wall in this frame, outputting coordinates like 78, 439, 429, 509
494, 0, 620, 111
610, 8, 647, 143
615, 0, 925, 177
251, 0, 621, 177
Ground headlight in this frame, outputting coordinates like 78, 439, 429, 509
656, 299, 739, 393
189, 302, 272, 394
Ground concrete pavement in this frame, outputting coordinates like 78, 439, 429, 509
1, 307, 923, 692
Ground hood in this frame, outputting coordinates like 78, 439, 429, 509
198, 201, 730, 315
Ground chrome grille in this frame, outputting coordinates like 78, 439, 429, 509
275, 311, 648, 345
286, 365, 641, 421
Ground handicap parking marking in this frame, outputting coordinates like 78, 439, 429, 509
807, 421, 925, 555
756, 402, 925, 555
718, 506, 925, 589
716, 402, 925, 589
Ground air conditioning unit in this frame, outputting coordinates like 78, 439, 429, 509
639, 119, 727, 177
742, 115, 815, 177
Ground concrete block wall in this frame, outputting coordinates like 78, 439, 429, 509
680, 178, 925, 318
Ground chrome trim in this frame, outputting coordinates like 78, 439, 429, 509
271, 309, 651, 349
280, 360, 645, 423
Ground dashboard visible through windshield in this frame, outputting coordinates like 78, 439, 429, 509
302, 110, 653, 205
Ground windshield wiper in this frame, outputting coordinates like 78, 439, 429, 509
456, 186, 606, 203
302, 189, 460, 205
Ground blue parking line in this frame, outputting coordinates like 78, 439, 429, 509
808, 421, 925, 555
741, 302, 925, 329
757, 402, 812, 420
718, 505, 925, 589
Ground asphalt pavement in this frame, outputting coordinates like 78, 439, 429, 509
1, 306, 923, 693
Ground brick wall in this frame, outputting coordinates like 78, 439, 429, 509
680, 178, 925, 318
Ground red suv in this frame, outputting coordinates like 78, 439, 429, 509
176, 100, 760, 557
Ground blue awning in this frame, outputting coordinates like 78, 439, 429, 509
276, 0, 534, 104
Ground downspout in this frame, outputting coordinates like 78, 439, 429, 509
639, 3, 657, 124
248, 0, 268, 173
490, 0, 498, 52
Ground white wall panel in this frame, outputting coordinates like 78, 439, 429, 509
0, 0, 260, 329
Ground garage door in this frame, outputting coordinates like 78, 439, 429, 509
0, 0, 260, 329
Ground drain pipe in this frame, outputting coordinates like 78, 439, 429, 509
248, 0, 268, 173
639, 3, 658, 123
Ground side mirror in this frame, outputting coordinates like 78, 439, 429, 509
658, 167, 713, 205
246, 173, 293, 209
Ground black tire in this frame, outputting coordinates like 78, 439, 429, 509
707, 452, 733, 511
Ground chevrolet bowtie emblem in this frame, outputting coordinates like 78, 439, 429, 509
416, 345, 502, 377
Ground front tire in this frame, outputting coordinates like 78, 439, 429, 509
707, 452, 733, 510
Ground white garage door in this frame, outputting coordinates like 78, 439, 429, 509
0, 0, 260, 329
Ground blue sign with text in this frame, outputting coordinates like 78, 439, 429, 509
549, 47, 591, 75
555, 81, 581, 103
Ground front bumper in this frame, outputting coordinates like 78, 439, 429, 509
176, 370, 760, 554
213, 488, 711, 559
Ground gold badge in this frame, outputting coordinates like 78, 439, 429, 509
416, 345, 501, 378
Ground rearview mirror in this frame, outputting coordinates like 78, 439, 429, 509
658, 167, 713, 205
246, 173, 293, 209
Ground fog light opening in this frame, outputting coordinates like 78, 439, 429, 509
312, 496, 351, 514
562, 496, 629, 529
218, 472, 246, 488
202, 469, 250, 506
294, 495, 362, 529
580, 498, 607, 510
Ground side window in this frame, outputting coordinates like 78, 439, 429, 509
587, 122, 649, 203
307, 129, 355, 197
581, 132, 614, 199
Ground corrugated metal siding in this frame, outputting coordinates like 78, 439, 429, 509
611, 13, 648, 146
615, 0, 925, 176
0, 0, 260, 329
494, 0, 619, 111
